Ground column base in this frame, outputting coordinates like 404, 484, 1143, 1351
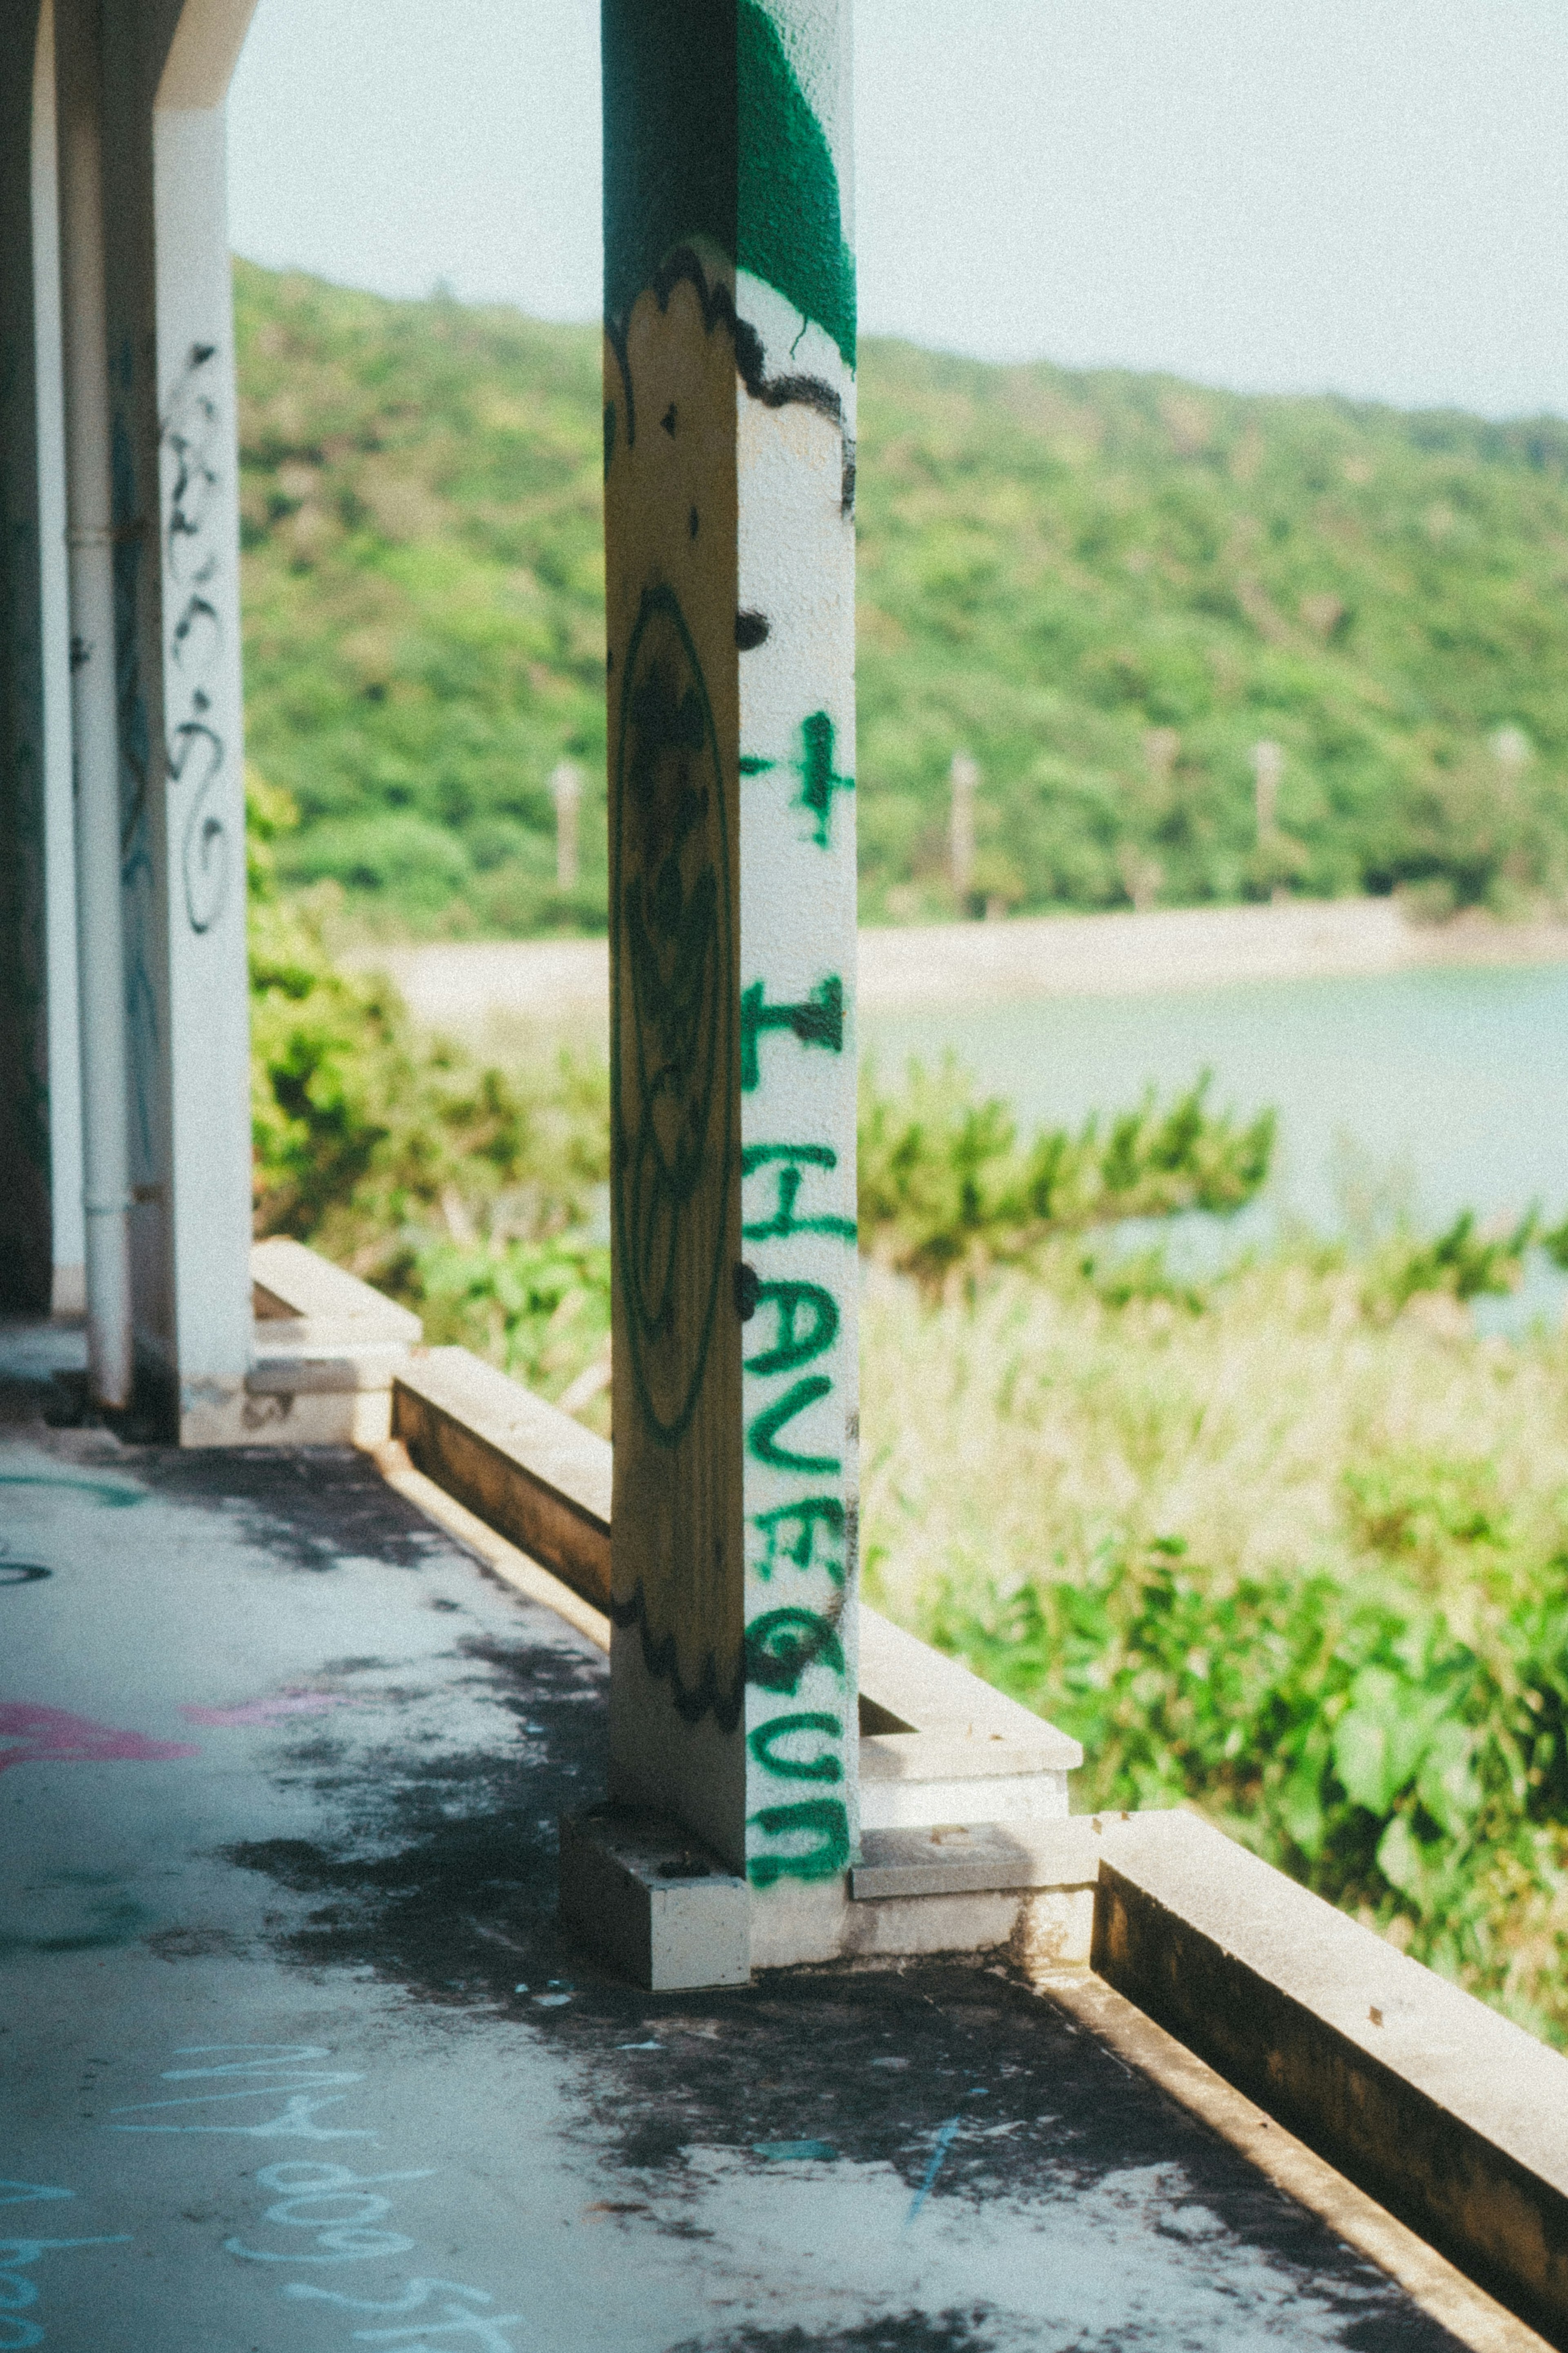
557, 1814, 1148, 1989
558, 1807, 751, 1991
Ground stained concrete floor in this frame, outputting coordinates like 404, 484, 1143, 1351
0, 1322, 1478, 2352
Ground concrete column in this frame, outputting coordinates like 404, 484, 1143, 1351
149, 0, 258, 1440
603, 0, 860, 1894
31, 1, 85, 1322
79, 0, 256, 1434
551, 758, 582, 892
949, 750, 977, 904
0, 0, 55, 1316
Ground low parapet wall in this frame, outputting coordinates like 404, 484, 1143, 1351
1091, 1813, 1568, 2346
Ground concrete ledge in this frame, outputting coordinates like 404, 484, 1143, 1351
392, 1347, 612, 1609
252, 1236, 423, 1345
183, 1239, 425, 1447
1092, 1810, 1568, 2345
184, 1383, 399, 1449
857, 1609, 1080, 1831
1037, 1967, 1555, 2353
858, 1609, 1076, 1753
858, 1733, 1071, 1829
852, 1813, 1138, 1901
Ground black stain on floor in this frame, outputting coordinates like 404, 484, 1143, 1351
668, 2315, 1002, 2353
129, 1441, 459, 1575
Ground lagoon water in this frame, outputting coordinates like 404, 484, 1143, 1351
861, 960, 1568, 1332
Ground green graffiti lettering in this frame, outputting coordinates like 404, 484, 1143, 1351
751, 1497, 846, 1584
740, 977, 843, 1093
796, 711, 853, 848
748, 1376, 838, 1473
746, 1281, 839, 1376
748, 1797, 851, 1887
745, 1606, 844, 1694
741, 1144, 855, 1244
747, 1711, 844, 1782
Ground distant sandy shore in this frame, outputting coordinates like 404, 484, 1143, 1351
359, 898, 1568, 1035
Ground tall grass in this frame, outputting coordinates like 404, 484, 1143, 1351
862, 1250, 1568, 2042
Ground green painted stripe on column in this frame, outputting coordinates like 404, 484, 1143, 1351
603, 0, 855, 368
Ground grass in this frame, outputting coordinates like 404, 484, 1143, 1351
861, 1248, 1568, 2044
860, 1251, 1568, 1614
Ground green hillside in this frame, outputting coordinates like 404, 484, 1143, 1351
236, 259, 1568, 933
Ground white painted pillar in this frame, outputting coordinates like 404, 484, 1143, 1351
65, 0, 258, 1434
603, 0, 860, 1898
149, 2, 258, 1439
31, 0, 86, 1320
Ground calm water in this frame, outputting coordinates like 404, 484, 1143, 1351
861, 961, 1568, 1332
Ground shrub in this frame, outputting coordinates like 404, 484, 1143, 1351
915, 1536, 1568, 2040
858, 1057, 1274, 1284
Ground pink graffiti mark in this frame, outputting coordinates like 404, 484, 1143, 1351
0, 1703, 200, 1772
179, 1693, 348, 1728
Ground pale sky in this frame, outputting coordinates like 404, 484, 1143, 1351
228, 0, 1568, 417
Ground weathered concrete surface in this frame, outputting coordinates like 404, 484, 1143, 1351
394, 1346, 612, 1609
1093, 1814, 1568, 2344
0, 1323, 1494, 2351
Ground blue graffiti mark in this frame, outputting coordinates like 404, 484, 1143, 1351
0, 1474, 142, 1508
109, 2046, 374, 2142
0, 2182, 132, 2346
112, 2046, 522, 2340
904, 2117, 962, 2229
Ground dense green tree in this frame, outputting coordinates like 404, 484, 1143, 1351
236, 262, 1568, 932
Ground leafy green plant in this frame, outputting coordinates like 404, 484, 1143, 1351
913, 1536, 1568, 2037
399, 1231, 611, 1422
857, 1057, 1274, 1284
248, 773, 608, 1287
1361, 1206, 1539, 1321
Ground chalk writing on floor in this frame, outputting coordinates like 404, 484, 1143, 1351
180, 1693, 347, 1727
0, 2180, 131, 2349
0, 1704, 199, 1773
110, 2047, 523, 2349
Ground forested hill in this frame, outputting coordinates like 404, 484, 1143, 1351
236, 257, 1568, 935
